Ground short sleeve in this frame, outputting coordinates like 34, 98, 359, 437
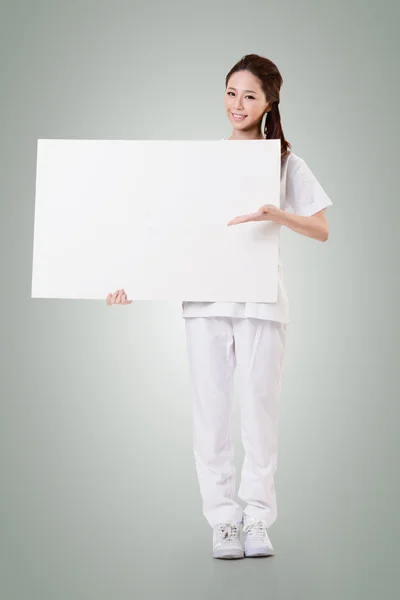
284, 154, 333, 216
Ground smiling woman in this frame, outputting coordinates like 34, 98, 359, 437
181, 53, 333, 560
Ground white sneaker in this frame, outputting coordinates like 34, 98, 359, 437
212, 521, 244, 559
242, 517, 275, 557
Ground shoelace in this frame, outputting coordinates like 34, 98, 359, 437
242, 519, 268, 539
216, 521, 239, 543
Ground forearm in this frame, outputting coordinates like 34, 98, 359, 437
275, 210, 328, 242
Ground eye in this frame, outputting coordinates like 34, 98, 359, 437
227, 92, 254, 100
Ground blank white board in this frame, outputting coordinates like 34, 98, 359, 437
31, 139, 282, 301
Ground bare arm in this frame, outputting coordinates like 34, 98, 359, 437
274, 208, 329, 242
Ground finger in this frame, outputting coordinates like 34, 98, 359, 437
228, 215, 245, 225
121, 292, 132, 304
228, 216, 250, 225
234, 210, 261, 222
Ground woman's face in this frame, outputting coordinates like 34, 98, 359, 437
224, 70, 270, 135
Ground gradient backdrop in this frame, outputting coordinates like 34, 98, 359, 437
1, 1, 398, 598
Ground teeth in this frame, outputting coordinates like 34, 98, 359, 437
232, 114, 246, 119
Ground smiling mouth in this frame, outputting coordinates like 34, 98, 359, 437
231, 113, 247, 120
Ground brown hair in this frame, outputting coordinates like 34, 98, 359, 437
225, 54, 291, 160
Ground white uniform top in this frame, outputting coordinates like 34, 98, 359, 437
181, 139, 333, 325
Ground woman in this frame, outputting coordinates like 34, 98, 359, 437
107, 54, 332, 560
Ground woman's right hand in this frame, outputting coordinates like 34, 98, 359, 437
106, 289, 132, 306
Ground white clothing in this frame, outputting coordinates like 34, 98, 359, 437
182, 140, 333, 325
185, 316, 287, 528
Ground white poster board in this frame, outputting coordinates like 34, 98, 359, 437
31, 139, 282, 302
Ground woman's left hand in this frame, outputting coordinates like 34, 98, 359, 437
227, 204, 283, 226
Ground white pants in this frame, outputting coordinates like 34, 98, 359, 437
185, 317, 287, 528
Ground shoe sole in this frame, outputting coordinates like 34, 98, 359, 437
244, 549, 275, 557
213, 549, 244, 559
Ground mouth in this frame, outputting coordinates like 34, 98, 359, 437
231, 112, 247, 121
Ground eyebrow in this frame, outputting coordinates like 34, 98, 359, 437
227, 87, 258, 94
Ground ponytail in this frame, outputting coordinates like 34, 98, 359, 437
264, 101, 291, 160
